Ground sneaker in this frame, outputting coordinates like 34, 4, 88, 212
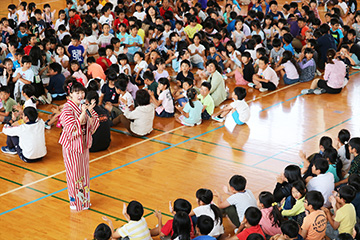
222, 74, 228, 80
45, 123, 51, 130
259, 87, 268, 92
314, 88, 326, 95
234, 228, 239, 234
212, 116, 224, 122
46, 92, 52, 104
38, 96, 47, 104
352, 65, 360, 70
1, 146, 17, 155
316, 69, 322, 76
226, 68, 232, 73
248, 83, 256, 88
301, 89, 315, 94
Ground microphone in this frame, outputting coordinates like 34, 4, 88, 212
80, 100, 92, 118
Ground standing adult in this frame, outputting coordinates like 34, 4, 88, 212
58, 81, 99, 211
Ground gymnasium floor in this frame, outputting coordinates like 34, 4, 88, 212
1, 0, 360, 239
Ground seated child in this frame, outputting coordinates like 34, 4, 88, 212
300, 191, 327, 240
249, 56, 279, 92
99, 71, 119, 106
147, 50, 160, 72
133, 51, 148, 85
118, 54, 131, 76
93, 222, 111, 240
258, 192, 283, 236
274, 50, 300, 85
174, 77, 193, 107
46, 62, 67, 101
215, 174, 257, 228
151, 198, 195, 238
269, 38, 285, 66
212, 87, 250, 125
241, 52, 255, 83
150, 78, 175, 118
193, 216, 217, 240
176, 60, 194, 87
198, 82, 215, 120
190, 189, 224, 238
280, 180, 306, 226
323, 147, 342, 183
188, 33, 206, 69
87, 57, 106, 81
175, 88, 203, 126
112, 89, 154, 137
154, 58, 170, 82
143, 70, 158, 96
0, 86, 17, 124
124, 25, 143, 63
105, 78, 134, 123
324, 185, 356, 239
70, 60, 88, 86
12, 55, 34, 102
1, 107, 46, 163
298, 48, 316, 83
270, 220, 303, 240
283, 33, 295, 55
207, 43, 224, 71
306, 158, 334, 207
228, 207, 266, 240
102, 201, 152, 240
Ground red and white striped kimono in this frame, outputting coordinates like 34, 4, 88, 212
59, 100, 99, 211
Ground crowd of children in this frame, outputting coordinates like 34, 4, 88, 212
1, 0, 360, 238
91, 129, 360, 240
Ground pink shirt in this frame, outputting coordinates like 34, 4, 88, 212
324, 59, 346, 89
259, 207, 282, 236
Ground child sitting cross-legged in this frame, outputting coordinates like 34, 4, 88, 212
212, 87, 250, 125
249, 56, 279, 93
323, 185, 357, 239
0, 86, 17, 124
102, 201, 152, 240
1, 107, 46, 163
175, 88, 203, 127
214, 174, 257, 229
198, 82, 215, 120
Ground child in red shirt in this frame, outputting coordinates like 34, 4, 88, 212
151, 199, 195, 238
113, 8, 128, 33
228, 207, 265, 240
69, 9, 82, 31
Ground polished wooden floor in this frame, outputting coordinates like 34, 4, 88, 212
1, 1, 360, 240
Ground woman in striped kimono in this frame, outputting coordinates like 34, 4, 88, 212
59, 81, 99, 211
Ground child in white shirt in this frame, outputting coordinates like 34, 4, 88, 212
133, 52, 148, 85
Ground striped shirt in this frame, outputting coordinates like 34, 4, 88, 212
58, 100, 99, 153
117, 217, 152, 240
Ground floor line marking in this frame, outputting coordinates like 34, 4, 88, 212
0, 126, 185, 198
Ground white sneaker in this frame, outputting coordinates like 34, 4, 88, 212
46, 92, 52, 104
248, 83, 256, 88
222, 74, 228, 80
226, 68, 232, 73
259, 88, 268, 92
212, 116, 224, 122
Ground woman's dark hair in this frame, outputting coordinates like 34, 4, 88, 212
135, 89, 150, 106
281, 50, 301, 75
338, 129, 351, 159
186, 88, 197, 108
290, 180, 307, 206
284, 165, 302, 184
323, 147, 343, 181
258, 191, 283, 228
320, 136, 333, 149
172, 211, 191, 240
326, 48, 337, 64
196, 188, 222, 224
206, 59, 222, 73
